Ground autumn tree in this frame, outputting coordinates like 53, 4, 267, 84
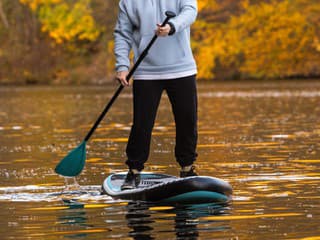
194, 0, 320, 79
1, 0, 320, 83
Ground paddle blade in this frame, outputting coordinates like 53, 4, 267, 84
55, 141, 87, 177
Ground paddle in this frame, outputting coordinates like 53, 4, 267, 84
55, 11, 176, 177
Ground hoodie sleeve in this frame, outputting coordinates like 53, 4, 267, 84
168, 0, 197, 34
114, 0, 133, 72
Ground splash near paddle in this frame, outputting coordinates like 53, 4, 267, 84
101, 173, 232, 204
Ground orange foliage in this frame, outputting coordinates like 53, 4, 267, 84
4, 0, 320, 83
194, 0, 320, 79
20, 0, 102, 45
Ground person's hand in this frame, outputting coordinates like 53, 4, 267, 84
115, 71, 129, 86
156, 23, 171, 37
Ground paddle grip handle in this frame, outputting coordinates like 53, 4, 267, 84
84, 11, 176, 142
125, 11, 176, 81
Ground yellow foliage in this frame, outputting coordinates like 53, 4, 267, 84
19, 0, 320, 80
106, 40, 115, 75
194, 0, 320, 79
314, 38, 320, 52
21, 0, 101, 45
20, 0, 61, 11
197, 0, 219, 12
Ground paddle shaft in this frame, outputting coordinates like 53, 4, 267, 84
84, 11, 176, 142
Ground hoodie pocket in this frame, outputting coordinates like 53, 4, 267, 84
138, 34, 186, 66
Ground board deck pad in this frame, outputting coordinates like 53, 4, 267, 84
102, 173, 232, 204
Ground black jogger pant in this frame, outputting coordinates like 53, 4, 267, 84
125, 75, 198, 171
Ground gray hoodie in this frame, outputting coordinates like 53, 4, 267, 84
114, 0, 198, 79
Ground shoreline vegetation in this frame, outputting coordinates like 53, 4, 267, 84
0, 0, 319, 85
1, 77, 320, 87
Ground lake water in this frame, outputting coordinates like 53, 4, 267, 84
0, 81, 319, 239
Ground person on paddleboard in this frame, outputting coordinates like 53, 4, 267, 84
114, 0, 198, 190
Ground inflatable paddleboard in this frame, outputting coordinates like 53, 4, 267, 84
101, 173, 232, 204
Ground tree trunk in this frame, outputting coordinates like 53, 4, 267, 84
0, 1, 9, 29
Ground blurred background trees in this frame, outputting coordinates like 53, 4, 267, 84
0, 0, 319, 84
194, 0, 320, 80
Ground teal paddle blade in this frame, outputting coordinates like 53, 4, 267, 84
55, 141, 87, 177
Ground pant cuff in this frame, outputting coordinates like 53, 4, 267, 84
125, 160, 144, 172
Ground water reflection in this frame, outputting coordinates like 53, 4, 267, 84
126, 203, 155, 240
1, 82, 320, 239
124, 202, 231, 240
43, 201, 231, 239
57, 205, 91, 239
